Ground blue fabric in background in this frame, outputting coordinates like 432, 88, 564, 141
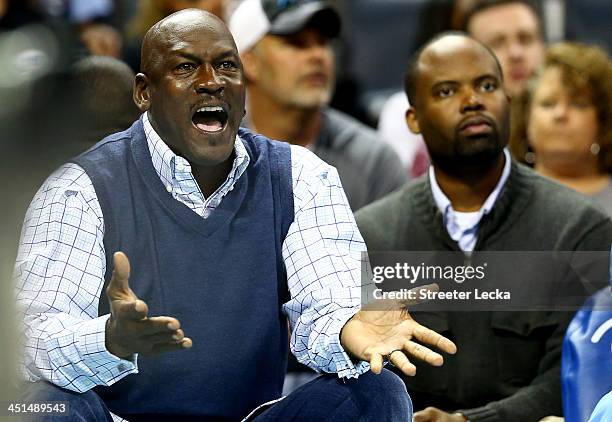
562, 285, 612, 422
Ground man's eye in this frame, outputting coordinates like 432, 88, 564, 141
219, 61, 237, 70
519, 32, 536, 46
437, 87, 454, 98
175, 63, 196, 72
480, 81, 497, 92
488, 37, 506, 50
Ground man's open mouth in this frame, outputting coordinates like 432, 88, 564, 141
192, 106, 229, 133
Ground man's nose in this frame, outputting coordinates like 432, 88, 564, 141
195, 64, 224, 95
305, 39, 331, 62
508, 40, 524, 61
461, 90, 484, 113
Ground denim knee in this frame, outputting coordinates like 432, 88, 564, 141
347, 369, 413, 421
20, 381, 112, 422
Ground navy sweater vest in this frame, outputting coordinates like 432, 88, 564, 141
72, 119, 294, 421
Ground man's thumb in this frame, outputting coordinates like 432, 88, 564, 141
108, 251, 132, 297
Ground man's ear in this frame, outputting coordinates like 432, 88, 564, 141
406, 107, 421, 134
133, 73, 151, 112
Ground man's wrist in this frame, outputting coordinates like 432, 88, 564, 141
105, 317, 131, 359
328, 308, 369, 377
339, 315, 358, 362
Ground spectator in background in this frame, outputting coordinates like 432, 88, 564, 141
378, 0, 545, 175
464, 0, 544, 100
229, 0, 407, 211
123, 0, 228, 71
69, 0, 123, 58
71, 55, 141, 148
357, 32, 612, 421
527, 42, 612, 215
465, 0, 545, 163
78, 22, 122, 59
0, 0, 123, 59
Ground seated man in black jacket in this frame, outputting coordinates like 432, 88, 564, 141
356, 32, 612, 421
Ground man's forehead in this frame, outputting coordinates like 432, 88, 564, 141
473, 2, 538, 24
151, 10, 235, 50
470, 3, 541, 36
419, 37, 500, 82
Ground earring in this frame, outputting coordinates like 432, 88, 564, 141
590, 143, 601, 155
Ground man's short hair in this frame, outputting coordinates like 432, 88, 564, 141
403, 31, 504, 106
71, 56, 141, 145
462, 0, 543, 36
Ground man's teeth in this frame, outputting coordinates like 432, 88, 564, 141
197, 106, 224, 113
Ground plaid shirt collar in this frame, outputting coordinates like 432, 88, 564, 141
142, 112, 250, 205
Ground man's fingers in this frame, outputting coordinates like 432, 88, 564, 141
369, 352, 384, 374
388, 350, 416, 376
413, 325, 457, 355
146, 316, 180, 330
107, 252, 133, 299
404, 340, 444, 366
131, 316, 181, 335
113, 299, 148, 321
110, 311, 181, 335
145, 328, 184, 344
143, 338, 193, 356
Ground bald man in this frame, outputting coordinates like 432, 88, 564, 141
356, 33, 612, 421
15, 9, 456, 421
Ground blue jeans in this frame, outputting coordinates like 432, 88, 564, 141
22, 369, 412, 421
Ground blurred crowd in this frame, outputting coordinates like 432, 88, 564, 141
1, 0, 610, 206
1, 0, 611, 420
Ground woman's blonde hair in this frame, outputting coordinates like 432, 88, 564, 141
526, 42, 612, 172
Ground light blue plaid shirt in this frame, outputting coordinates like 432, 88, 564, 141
14, 113, 370, 396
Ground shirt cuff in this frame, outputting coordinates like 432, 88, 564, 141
74, 314, 138, 387
327, 307, 370, 379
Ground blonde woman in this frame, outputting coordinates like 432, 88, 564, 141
527, 42, 612, 214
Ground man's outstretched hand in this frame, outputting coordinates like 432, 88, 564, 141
340, 284, 457, 376
105, 251, 193, 359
